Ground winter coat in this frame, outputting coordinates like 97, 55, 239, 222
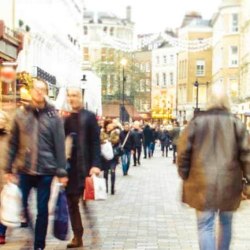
64, 109, 101, 194
169, 127, 180, 146
5, 103, 67, 177
158, 130, 170, 146
131, 129, 143, 148
143, 125, 153, 145
177, 108, 250, 211
120, 130, 134, 151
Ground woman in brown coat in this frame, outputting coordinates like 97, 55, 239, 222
177, 86, 250, 250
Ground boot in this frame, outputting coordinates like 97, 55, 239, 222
67, 236, 83, 248
111, 184, 115, 195
0, 236, 5, 245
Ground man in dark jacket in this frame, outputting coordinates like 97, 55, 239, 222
5, 78, 68, 250
143, 124, 153, 158
120, 122, 134, 175
131, 121, 143, 166
65, 87, 101, 248
177, 87, 250, 250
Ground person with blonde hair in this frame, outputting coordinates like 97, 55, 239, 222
177, 84, 250, 250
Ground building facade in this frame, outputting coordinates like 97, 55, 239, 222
15, 0, 83, 97
151, 41, 177, 121
212, 0, 241, 107
133, 50, 151, 117
177, 13, 213, 121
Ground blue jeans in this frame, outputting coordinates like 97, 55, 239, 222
19, 174, 53, 249
196, 210, 233, 250
0, 224, 6, 236
121, 150, 131, 175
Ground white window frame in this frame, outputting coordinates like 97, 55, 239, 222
196, 60, 205, 77
229, 46, 238, 67
163, 73, 166, 86
231, 13, 239, 33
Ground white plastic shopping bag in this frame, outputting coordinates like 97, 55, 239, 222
101, 140, 114, 160
0, 182, 22, 227
93, 175, 107, 200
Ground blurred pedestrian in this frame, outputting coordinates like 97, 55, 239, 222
131, 121, 143, 166
169, 121, 180, 164
143, 123, 153, 158
150, 124, 158, 157
100, 119, 120, 194
120, 122, 134, 175
0, 111, 10, 244
65, 87, 101, 248
158, 126, 170, 157
177, 86, 250, 250
4, 78, 68, 250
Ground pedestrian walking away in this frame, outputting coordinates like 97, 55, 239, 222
177, 85, 250, 250
4, 78, 68, 250
64, 87, 101, 248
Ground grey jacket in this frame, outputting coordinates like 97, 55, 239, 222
5, 103, 67, 177
177, 108, 250, 211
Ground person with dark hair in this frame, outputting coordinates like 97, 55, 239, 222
169, 121, 180, 164
4, 78, 68, 250
120, 122, 134, 175
64, 87, 101, 248
158, 126, 170, 157
177, 86, 250, 250
131, 121, 143, 166
143, 123, 153, 158
100, 119, 120, 194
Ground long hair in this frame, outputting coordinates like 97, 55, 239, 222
207, 83, 231, 111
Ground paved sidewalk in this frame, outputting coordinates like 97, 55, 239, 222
1, 147, 250, 250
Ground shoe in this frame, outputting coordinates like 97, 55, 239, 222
138, 162, 141, 165
133, 164, 136, 166
173, 159, 176, 164
0, 236, 5, 245
35, 248, 44, 250
111, 189, 115, 195
21, 222, 28, 228
143, 157, 146, 159
67, 237, 83, 248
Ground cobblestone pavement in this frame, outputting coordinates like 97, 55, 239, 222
1, 146, 250, 250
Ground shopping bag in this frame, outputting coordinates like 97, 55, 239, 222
0, 182, 22, 227
83, 177, 95, 200
93, 175, 107, 200
101, 140, 114, 160
53, 188, 69, 240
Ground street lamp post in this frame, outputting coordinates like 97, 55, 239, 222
120, 58, 127, 123
194, 80, 209, 114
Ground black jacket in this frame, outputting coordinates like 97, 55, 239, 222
120, 130, 134, 151
131, 129, 143, 147
64, 109, 101, 194
143, 125, 153, 145
6, 103, 67, 177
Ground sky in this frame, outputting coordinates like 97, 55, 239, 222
84, 0, 221, 34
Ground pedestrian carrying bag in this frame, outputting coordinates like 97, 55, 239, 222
101, 140, 114, 160
0, 182, 22, 227
53, 187, 69, 240
93, 174, 107, 200
84, 176, 95, 200
113, 131, 131, 157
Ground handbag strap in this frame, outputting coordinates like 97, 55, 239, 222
122, 131, 131, 148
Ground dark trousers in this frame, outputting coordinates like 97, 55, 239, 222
66, 194, 83, 238
19, 174, 53, 249
0, 224, 6, 236
133, 146, 141, 165
150, 142, 156, 156
103, 160, 117, 192
161, 143, 168, 156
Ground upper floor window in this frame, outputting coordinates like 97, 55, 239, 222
229, 46, 238, 67
170, 54, 174, 64
231, 13, 239, 33
196, 60, 205, 76
156, 73, 159, 85
103, 26, 108, 33
163, 55, 167, 64
170, 72, 174, 85
163, 73, 166, 86
83, 26, 88, 35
